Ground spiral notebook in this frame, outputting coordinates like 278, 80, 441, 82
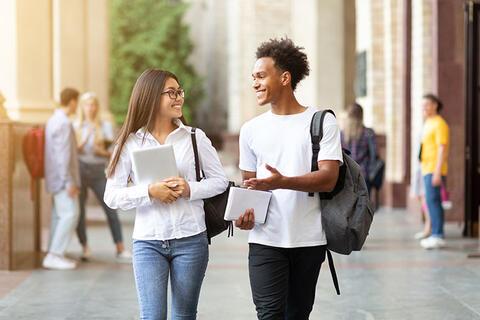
224, 187, 272, 224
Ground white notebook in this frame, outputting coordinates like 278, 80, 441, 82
131, 145, 178, 185
224, 187, 272, 224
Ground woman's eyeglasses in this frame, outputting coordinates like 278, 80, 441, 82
161, 89, 185, 100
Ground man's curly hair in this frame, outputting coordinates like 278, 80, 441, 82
256, 37, 310, 91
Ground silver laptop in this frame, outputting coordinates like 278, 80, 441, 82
131, 145, 178, 185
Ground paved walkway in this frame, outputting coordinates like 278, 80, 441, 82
1, 208, 479, 320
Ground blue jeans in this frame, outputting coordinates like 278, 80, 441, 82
423, 174, 445, 238
132, 231, 209, 320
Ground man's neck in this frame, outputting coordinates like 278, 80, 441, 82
59, 106, 71, 116
270, 91, 305, 115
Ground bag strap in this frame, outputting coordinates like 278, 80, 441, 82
309, 109, 336, 196
190, 127, 203, 182
327, 249, 340, 295
310, 110, 341, 295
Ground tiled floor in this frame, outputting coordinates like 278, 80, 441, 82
1, 208, 479, 320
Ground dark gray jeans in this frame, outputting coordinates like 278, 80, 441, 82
77, 161, 123, 245
249, 243, 327, 320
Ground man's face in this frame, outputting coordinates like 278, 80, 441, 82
422, 98, 437, 118
68, 99, 79, 115
251, 57, 284, 106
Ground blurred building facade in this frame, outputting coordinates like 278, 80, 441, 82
0, 0, 478, 269
354, 0, 474, 235
0, 0, 110, 122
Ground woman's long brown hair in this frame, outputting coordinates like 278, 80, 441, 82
106, 69, 180, 178
343, 102, 364, 144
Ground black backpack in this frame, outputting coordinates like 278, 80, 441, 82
310, 110, 375, 294
190, 128, 234, 244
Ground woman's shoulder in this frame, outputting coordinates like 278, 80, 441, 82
364, 126, 376, 137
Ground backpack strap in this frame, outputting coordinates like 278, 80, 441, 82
310, 110, 341, 295
309, 109, 336, 196
190, 127, 203, 182
327, 249, 340, 295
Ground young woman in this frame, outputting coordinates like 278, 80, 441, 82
104, 69, 228, 320
340, 103, 377, 195
75, 92, 131, 261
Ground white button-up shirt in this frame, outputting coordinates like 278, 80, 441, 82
104, 120, 228, 240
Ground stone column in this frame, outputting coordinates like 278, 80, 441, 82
356, 0, 386, 132
86, 0, 110, 117
382, 0, 407, 207
52, 0, 87, 98
312, 0, 356, 111
432, 0, 466, 223
0, 0, 54, 122
0, 92, 9, 120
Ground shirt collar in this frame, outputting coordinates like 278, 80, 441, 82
134, 119, 190, 140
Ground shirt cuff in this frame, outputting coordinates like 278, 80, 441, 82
130, 184, 152, 205
187, 181, 201, 201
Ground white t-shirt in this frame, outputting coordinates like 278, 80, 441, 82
239, 107, 343, 248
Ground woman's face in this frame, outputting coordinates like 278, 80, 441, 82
83, 99, 98, 120
158, 77, 184, 120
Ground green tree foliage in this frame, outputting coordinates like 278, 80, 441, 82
110, 0, 202, 124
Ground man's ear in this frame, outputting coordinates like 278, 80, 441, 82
281, 71, 291, 87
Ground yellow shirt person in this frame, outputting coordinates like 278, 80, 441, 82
420, 114, 449, 176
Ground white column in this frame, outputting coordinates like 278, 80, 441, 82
384, 0, 405, 183
410, 1, 434, 182
52, 0, 86, 99
86, 0, 110, 116
0, 0, 54, 122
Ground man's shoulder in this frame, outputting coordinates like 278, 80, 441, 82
46, 112, 71, 131
241, 110, 271, 130
435, 116, 449, 128
315, 108, 338, 127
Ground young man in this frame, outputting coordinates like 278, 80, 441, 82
235, 38, 343, 319
43, 87, 81, 270
419, 94, 449, 249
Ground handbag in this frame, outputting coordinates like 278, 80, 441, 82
190, 128, 234, 243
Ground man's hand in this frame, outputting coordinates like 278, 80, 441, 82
243, 164, 285, 191
235, 208, 255, 230
163, 177, 191, 198
67, 185, 80, 198
148, 181, 181, 204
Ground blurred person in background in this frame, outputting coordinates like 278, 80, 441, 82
411, 156, 431, 240
411, 119, 431, 240
419, 94, 449, 249
340, 103, 377, 196
43, 88, 81, 270
104, 69, 228, 320
75, 92, 131, 262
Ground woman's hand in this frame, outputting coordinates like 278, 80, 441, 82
163, 177, 191, 198
148, 182, 182, 204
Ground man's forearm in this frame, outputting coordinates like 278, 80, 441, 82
280, 167, 338, 193
434, 145, 446, 176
